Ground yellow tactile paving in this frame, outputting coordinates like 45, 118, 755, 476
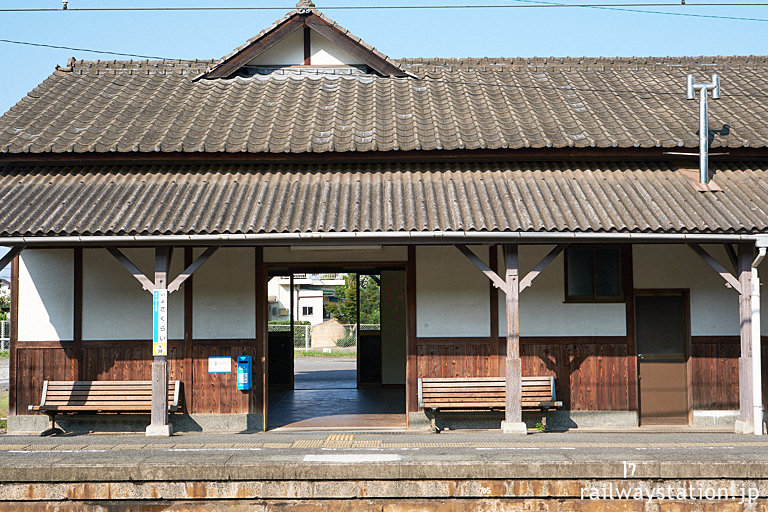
3, 439, 767, 452
293, 440, 324, 449
0, 444, 30, 450
352, 440, 382, 448
262, 443, 292, 449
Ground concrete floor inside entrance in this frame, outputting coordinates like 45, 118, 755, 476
268, 357, 406, 430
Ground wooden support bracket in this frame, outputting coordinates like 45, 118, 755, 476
519, 244, 568, 293
106, 247, 155, 291
455, 245, 511, 295
0, 246, 24, 271
168, 246, 219, 293
688, 243, 742, 294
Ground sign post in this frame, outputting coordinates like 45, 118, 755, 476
153, 289, 168, 357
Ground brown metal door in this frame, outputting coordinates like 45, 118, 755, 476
635, 293, 689, 425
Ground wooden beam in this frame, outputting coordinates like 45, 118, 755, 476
255, 247, 267, 431
489, 245, 499, 374
738, 243, 754, 428
622, 244, 638, 417
406, 246, 417, 416
687, 243, 742, 294
73, 248, 83, 381
154, 246, 171, 289
303, 25, 311, 65
183, 247, 193, 413
519, 244, 568, 293
0, 246, 23, 272
725, 243, 739, 274
502, 244, 523, 426
9, 254, 18, 417
204, 16, 305, 79
455, 245, 511, 296
303, 15, 407, 77
167, 246, 219, 293
106, 247, 155, 291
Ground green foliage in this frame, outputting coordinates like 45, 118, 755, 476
0, 351, 8, 360
0, 294, 9, 314
334, 334, 356, 347
329, 274, 380, 325
535, 421, 547, 433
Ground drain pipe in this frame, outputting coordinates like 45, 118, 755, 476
752, 244, 767, 435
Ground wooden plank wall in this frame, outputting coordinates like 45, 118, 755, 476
14, 339, 259, 415
416, 336, 631, 411
690, 336, 768, 410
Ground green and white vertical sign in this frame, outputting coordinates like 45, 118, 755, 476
153, 289, 168, 356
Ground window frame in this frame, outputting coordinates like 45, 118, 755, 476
302, 306, 314, 316
563, 245, 625, 303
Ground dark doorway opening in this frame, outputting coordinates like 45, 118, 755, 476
266, 267, 406, 430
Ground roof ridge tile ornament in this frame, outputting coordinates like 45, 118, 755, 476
296, 0, 316, 14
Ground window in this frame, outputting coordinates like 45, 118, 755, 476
302, 306, 314, 316
565, 246, 623, 302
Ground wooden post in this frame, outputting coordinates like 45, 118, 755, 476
73, 248, 83, 381
501, 244, 526, 434
737, 243, 755, 432
147, 247, 171, 437
183, 248, 193, 413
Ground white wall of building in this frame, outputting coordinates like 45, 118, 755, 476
295, 289, 324, 325
82, 248, 184, 341
500, 245, 627, 337
310, 33, 364, 66
634, 244, 743, 336
18, 249, 74, 342
381, 270, 406, 385
193, 247, 255, 339
247, 29, 304, 66
246, 28, 364, 67
416, 245, 490, 338
264, 246, 407, 263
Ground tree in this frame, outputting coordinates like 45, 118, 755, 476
329, 274, 380, 325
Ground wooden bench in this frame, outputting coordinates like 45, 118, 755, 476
28, 380, 182, 436
418, 376, 562, 433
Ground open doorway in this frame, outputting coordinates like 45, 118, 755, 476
266, 268, 406, 430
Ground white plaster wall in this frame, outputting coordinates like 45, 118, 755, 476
295, 291, 324, 325
248, 29, 304, 66
416, 245, 490, 338
18, 250, 74, 342
193, 247, 255, 339
264, 246, 407, 263
381, 270, 406, 385
310, 33, 364, 66
82, 249, 183, 341
634, 244, 740, 336
498, 246, 627, 337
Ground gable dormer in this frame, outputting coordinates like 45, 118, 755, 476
199, 0, 408, 79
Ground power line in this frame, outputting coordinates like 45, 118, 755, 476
0, 39, 167, 60
1, 37, 766, 99
1, 3, 768, 11
508, 0, 768, 21
1, 3, 767, 22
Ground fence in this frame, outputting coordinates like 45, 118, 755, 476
268, 323, 379, 349
0, 321, 8, 351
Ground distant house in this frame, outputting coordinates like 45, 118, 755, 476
0, 279, 10, 296
1, 0, 768, 435
267, 273, 345, 325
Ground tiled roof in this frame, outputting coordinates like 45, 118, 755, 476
1, 56, 766, 155
0, 161, 765, 237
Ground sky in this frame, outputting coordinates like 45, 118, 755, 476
1, 0, 768, 115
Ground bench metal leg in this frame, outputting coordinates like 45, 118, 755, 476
40, 413, 63, 437
430, 410, 441, 434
